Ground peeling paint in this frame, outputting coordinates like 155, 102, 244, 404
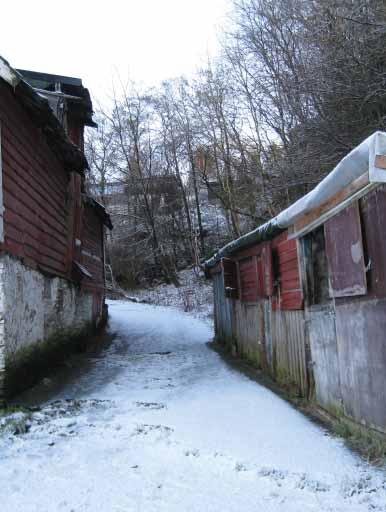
351, 241, 362, 264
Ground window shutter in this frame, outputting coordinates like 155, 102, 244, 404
324, 201, 366, 298
360, 186, 386, 296
222, 258, 238, 299
0, 123, 4, 243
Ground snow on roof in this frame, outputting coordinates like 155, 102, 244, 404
205, 131, 386, 269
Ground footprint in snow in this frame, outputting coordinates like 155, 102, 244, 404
132, 423, 174, 440
135, 402, 166, 410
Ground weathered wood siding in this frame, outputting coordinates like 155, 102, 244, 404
308, 305, 342, 413
324, 202, 366, 297
0, 81, 69, 277
81, 206, 106, 319
213, 271, 233, 346
270, 309, 307, 395
239, 257, 258, 302
234, 301, 267, 366
81, 207, 104, 289
0, 80, 107, 327
272, 233, 303, 310
360, 186, 386, 297
335, 299, 386, 433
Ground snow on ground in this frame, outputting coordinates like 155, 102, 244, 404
1, 301, 386, 511
129, 267, 213, 320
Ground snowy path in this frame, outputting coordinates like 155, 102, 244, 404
1, 301, 386, 511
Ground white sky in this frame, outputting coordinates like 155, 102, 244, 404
1, 0, 230, 106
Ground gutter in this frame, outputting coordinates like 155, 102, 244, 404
205, 131, 386, 269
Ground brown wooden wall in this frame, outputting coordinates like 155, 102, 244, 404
81, 206, 105, 290
0, 81, 70, 277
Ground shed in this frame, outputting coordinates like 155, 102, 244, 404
206, 131, 386, 434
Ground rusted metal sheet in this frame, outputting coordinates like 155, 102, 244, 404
335, 299, 386, 433
324, 201, 367, 297
271, 309, 307, 396
308, 305, 342, 413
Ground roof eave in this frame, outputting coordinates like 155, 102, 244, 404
0, 56, 88, 174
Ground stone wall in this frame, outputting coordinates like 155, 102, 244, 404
0, 254, 98, 398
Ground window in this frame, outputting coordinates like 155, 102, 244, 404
302, 226, 330, 306
222, 258, 238, 299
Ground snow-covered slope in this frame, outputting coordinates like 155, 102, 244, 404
129, 267, 213, 320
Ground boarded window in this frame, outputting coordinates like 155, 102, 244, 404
324, 201, 366, 298
221, 258, 238, 299
239, 256, 258, 302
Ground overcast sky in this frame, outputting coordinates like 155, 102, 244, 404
1, 0, 230, 105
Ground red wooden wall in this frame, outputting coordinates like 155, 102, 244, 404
239, 256, 258, 302
0, 81, 106, 311
0, 81, 69, 277
271, 232, 303, 310
231, 233, 302, 309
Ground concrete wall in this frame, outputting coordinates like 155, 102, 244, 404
0, 254, 98, 397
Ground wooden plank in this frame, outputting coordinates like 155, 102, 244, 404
235, 244, 262, 260
375, 154, 386, 170
324, 202, 367, 298
360, 187, 386, 297
281, 291, 303, 310
293, 172, 370, 236
279, 249, 298, 265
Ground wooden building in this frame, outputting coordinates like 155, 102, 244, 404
0, 56, 112, 398
206, 131, 386, 434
